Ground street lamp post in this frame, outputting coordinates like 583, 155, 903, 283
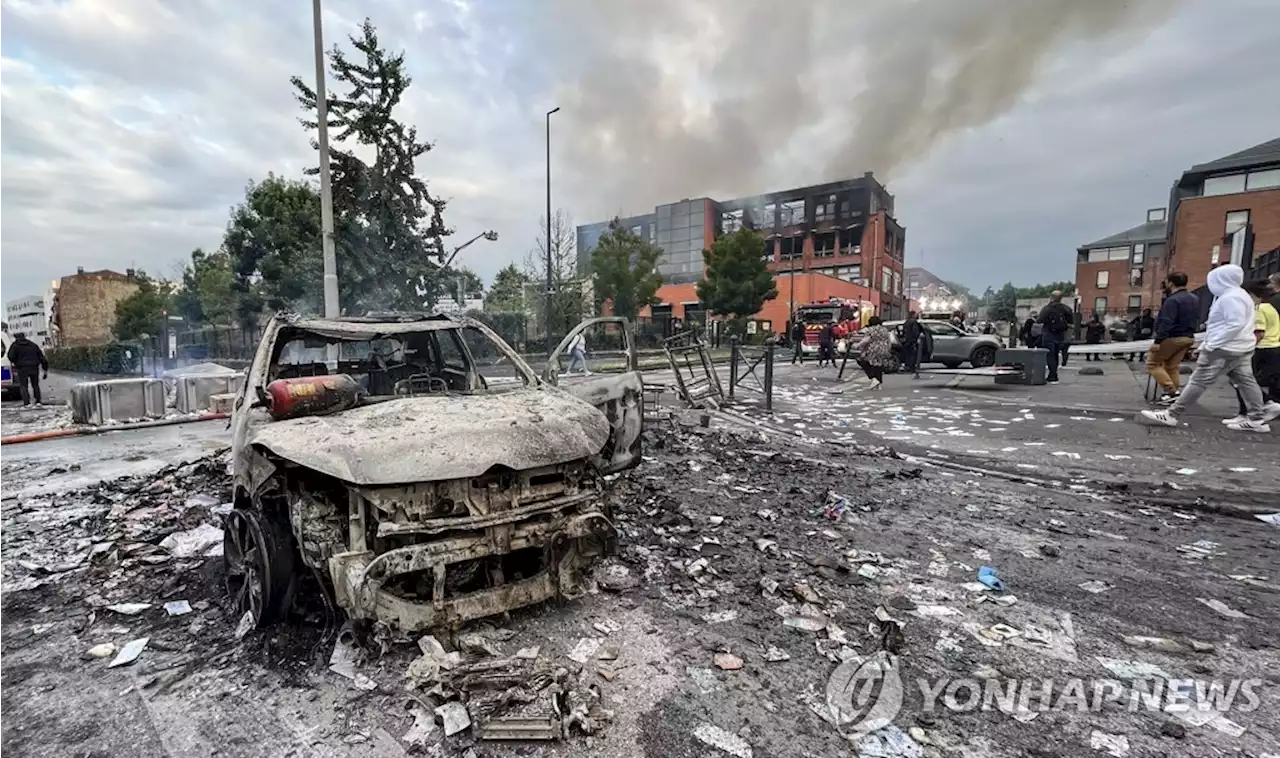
312, 0, 338, 319
545, 106, 559, 354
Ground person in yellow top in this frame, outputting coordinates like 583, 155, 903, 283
1226, 279, 1280, 424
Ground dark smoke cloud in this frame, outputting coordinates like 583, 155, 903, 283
538, 0, 1176, 217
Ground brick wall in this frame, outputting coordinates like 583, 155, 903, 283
1075, 259, 1145, 315
55, 272, 139, 347
1169, 188, 1280, 288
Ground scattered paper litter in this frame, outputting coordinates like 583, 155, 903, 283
1255, 513, 1280, 527
163, 600, 192, 616
107, 637, 149, 668
1197, 597, 1248, 619
1105, 454, 1131, 460
693, 722, 753, 758
1229, 467, 1257, 473
1078, 580, 1113, 594
159, 523, 224, 558
567, 637, 602, 663
1089, 730, 1130, 757
1175, 468, 1197, 475
106, 603, 151, 616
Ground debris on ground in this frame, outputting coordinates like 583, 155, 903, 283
159, 523, 224, 558
693, 722, 753, 758
107, 637, 149, 668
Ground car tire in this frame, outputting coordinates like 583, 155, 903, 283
970, 345, 997, 368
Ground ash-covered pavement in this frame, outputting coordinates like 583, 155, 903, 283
3, 407, 1278, 757
749, 359, 1280, 516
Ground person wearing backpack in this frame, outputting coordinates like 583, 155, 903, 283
1036, 291, 1074, 384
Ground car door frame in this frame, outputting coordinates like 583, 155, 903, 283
543, 317, 643, 475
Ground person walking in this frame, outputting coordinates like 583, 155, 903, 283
6, 332, 49, 407
1036, 291, 1073, 384
818, 322, 836, 368
900, 312, 923, 372
1020, 317, 1038, 348
790, 320, 806, 365
1128, 309, 1155, 361
1141, 264, 1269, 432
854, 316, 894, 390
1084, 314, 1105, 361
1223, 279, 1280, 424
566, 331, 590, 375
1147, 272, 1198, 403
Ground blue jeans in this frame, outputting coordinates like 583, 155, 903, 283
1041, 333, 1064, 381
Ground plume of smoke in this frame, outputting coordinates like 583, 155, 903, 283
538, 0, 1174, 216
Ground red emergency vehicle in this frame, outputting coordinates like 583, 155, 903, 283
794, 298, 865, 355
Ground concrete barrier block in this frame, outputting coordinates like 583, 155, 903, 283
208, 393, 237, 414
1078, 366, 1104, 376
70, 378, 167, 425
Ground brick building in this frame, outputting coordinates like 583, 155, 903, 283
1166, 138, 1280, 292
577, 173, 909, 327
51, 268, 140, 347
1075, 208, 1168, 322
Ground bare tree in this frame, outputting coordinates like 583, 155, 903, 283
524, 209, 586, 337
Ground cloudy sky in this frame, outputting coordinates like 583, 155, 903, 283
2, 0, 1278, 307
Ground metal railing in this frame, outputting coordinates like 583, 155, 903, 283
727, 336, 775, 412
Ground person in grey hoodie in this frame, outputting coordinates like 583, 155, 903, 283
1141, 264, 1269, 432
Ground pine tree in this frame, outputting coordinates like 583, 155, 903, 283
696, 228, 777, 331
291, 20, 451, 314
590, 220, 664, 320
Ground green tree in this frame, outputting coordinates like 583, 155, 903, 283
174, 248, 237, 326
1017, 281, 1075, 299
988, 282, 1018, 323
485, 264, 529, 312
292, 19, 451, 313
590, 220, 663, 320
113, 272, 174, 342
223, 175, 323, 327
696, 228, 777, 330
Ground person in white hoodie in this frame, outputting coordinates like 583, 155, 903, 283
1141, 264, 1269, 432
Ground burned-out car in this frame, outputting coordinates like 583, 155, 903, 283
228, 313, 642, 631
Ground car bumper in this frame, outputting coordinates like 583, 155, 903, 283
328, 498, 615, 631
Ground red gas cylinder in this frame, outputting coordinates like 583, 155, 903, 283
265, 374, 362, 421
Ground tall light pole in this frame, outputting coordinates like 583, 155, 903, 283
313, 0, 338, 319
545, 106, 559, 353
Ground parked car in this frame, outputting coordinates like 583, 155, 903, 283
880, 319, 1003, 369
228, 312, 642, 632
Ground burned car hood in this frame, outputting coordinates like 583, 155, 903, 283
248, 388, 609, 485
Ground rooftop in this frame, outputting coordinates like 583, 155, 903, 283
1180, 137, 1280, 183
1080, 218, 1168, 250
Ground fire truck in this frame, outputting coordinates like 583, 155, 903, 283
793, 298, 872, 355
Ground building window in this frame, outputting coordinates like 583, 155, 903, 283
1225, 210, 1250, 235
1108, 247, 1129, 261
882, 269, 892, 292
631, 225, 642, 237
1128, 295, 1141, 310
1130, 268, 1142, 287
1147, 208, 1166, 223
1204, 174, 1247, 197
1132, 243, 1145, 265
814, 232, 835, 257
780, 236, 803, 260
1247, 168, 1280, 191
814, 194, 836, 222
837, 265, 861, 282
1093, 297, 1107, 313
752, 204, 776, 229
779, 199, 805, 227
722, 208, 744, 234
1096, 270, 1110, 288
1087, 249, 1107, 263
762, 238, 773, 260
893, 271, 901, 295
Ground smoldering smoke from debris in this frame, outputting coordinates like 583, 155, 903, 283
540, 0, 1174, 214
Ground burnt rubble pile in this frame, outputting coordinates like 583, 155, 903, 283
3, 451, 233, 593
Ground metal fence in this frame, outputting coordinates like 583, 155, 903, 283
727, 336, 775, 412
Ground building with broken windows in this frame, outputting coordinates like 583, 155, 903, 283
576, 172, 909, 329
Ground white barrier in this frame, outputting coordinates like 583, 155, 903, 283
69, 378, 167, 425
173, 374, 244, 413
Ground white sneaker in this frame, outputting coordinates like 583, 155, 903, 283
1262, 402, 1280, 423
1221, 415, 1248, 425
869, 380, 882, 391
1140, 409, 1179, 427
1158, 393, 1179, 405
1225, 419, 1271, 433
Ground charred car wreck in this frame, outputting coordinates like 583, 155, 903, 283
228, 313, 642, 632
